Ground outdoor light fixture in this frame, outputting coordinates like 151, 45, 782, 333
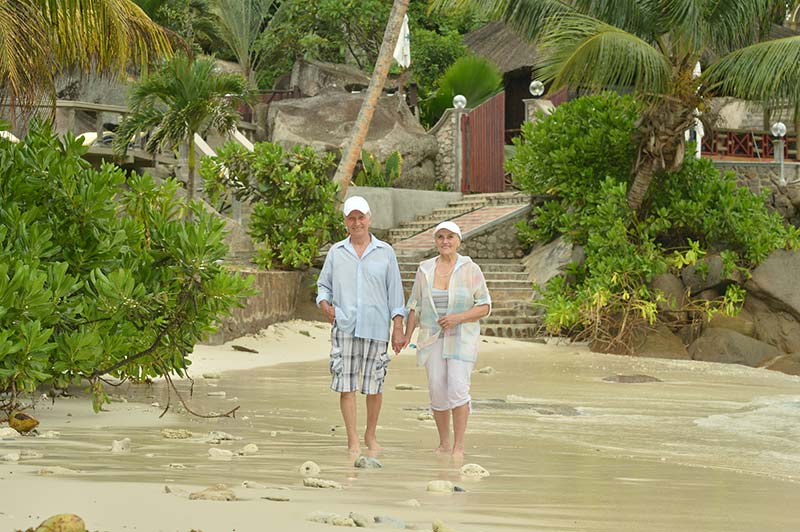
529, 80, 545, 97
453, 95, 467, 110
772, 121, 787, 186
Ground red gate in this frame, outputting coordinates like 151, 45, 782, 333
460, 91, 506, 193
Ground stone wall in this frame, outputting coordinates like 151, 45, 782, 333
209, 269, 302, 344
459, 212, 527, 259
429, 109, 459, 191
714, 161, 800, 225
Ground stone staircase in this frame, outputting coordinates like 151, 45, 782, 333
387, 192, 527, 244
398, 258, 542, 340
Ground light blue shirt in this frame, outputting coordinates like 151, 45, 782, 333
316, 235, 406, 342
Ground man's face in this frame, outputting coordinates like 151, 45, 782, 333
345, 210, 371, 238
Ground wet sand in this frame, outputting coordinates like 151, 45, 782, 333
2, 320, 800, 531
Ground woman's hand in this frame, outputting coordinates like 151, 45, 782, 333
437, 313, 462, 330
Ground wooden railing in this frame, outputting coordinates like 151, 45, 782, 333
701, 128, 796, 160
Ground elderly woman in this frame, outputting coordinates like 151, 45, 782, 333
403, 221, 491, 459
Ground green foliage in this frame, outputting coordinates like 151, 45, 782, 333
0, 123, 253, 411
511, 93, 799, 352
420, 55, 503, 128
354, 150, 403, 187
200, 142, 345, 270
410, 28, 468, 94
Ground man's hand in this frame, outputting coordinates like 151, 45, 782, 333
391, 324, 405, 354
320, 301, 336, 324
437, 313, 462, 330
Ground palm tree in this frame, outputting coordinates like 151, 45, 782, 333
332, 0, 410, 199
431, 0, 800, 212
113, 53, 248, 204
212, 0, 276, 87
0, 0, 171, 114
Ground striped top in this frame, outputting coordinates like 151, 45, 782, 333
431, 288, 449, 317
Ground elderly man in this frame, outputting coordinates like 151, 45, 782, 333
317, 195, 405, 453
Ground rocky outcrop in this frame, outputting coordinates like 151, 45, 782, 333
523, 236, 582, 289
267, 90, 439, 189
688, 328, 780, 367
634, 325, 690, 360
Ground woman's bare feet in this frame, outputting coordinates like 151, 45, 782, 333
451, 445, 465, 465
434, 442, 451, 454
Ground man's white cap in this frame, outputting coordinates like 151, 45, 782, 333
434, 221, 462, 239
343, 196, 370, 216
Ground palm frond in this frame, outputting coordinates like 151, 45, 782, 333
704, 0, 780, 55
0, 0, 49, 107
703, 36, 800, 108
538, 14, 671, 97
212, 0, 275, 84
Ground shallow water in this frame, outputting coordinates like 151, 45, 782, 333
13, 340, 800, 531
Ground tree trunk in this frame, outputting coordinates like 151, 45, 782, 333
333, 0, 410, 201
187, 139, 196, 205
627, 157, 657, 212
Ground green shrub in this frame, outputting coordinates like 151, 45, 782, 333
510, 93, 800, 352
420, 55, 503, 128
201, 141, 345, 270
0, 122, 253, 412
354, 150, 402, 187
410, 28, 468, 94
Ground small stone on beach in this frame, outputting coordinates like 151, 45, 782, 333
189, 484, 237, 501
0, 427, 19, 439
394, 383, 419, 390
238, 443, 259, 455
354, 456, 382, 469
1, 452, 20, 462
433, 519, 459, 532
417, 412, 434, 421
242, 480, 267, 489
477, 366, 495, 375
426, 480, 454, 493
202, 372, 222, 379
374, 515, 407, 529
399, 499, 420, 507
459, 463, 490, 479
110, 438, 131, 453
602, 374, 662, 383
207, 391, 227, 397
34, 513, 87, 532
161, 428, 192, 439
208, 448, 234, 460
349, 512, 370, 527
299, 460, 321, 476
303, 477, 342, 489
262, 496, 290, 502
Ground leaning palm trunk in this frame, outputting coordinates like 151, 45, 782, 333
628, 104, 694, 212
333, 0, 410, 200
187, 139, 197, 205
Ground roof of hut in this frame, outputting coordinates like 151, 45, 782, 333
463, 22, 538, 74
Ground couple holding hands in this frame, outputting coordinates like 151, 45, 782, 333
317, 196, 491, 459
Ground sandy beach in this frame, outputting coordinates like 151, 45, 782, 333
2, 319, 800, 532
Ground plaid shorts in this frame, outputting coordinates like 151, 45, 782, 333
329, 326, 390, 394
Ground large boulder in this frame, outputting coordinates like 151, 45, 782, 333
680, 253, 744, 294
688, 327, 780, 367
743, 294, 800, 353
745, 249, 800, 318
633, 325, 690, 359
763, 352, 800, 376
523, 236, 581, 290
267, 89, 438, 189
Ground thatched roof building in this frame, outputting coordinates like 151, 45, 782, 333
463, 21, 538, 75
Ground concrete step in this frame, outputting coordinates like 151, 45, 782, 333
397, 261, 526, 273
483, 315, 540, 325
400, 271, 529, 282
401, 279, 530, 290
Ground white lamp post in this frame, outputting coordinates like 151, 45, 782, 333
529, 80, 545, 98
453, 94, 467, 110
772, 121, 787, 186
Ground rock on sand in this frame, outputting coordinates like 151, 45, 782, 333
33, 513, 87, 532
307, 511, 355, 526
354, 455, 382, 469
189, 484, 237, 501
417, 412, 434, 421
426, 480, 454, 493
459, 463, 490, 479
238, 443, 259, 455
0, 427, 20, 439
299, 460, 321, 476
303, 477, 342, 489
110, 438, 130, 453
161, 428, 192, 439
208, 448, 234, 460
433, 519, 459, 532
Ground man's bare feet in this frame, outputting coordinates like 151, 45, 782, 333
348, 437, 361, 455
365, 438, 383, 451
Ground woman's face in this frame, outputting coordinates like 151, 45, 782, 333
435, 229, 460, 257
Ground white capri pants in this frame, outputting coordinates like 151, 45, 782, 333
424, 339, 474, 411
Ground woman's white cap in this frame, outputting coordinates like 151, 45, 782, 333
343, 196, 370, 216
434, 221, 462, 239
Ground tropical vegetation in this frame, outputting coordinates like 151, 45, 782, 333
0, 122, 252, 414
433, 0, 800, 211
201, 141, 345, 270
0, 0, 170, 118
113, 53, 249, 204
510, 93, 800, 352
